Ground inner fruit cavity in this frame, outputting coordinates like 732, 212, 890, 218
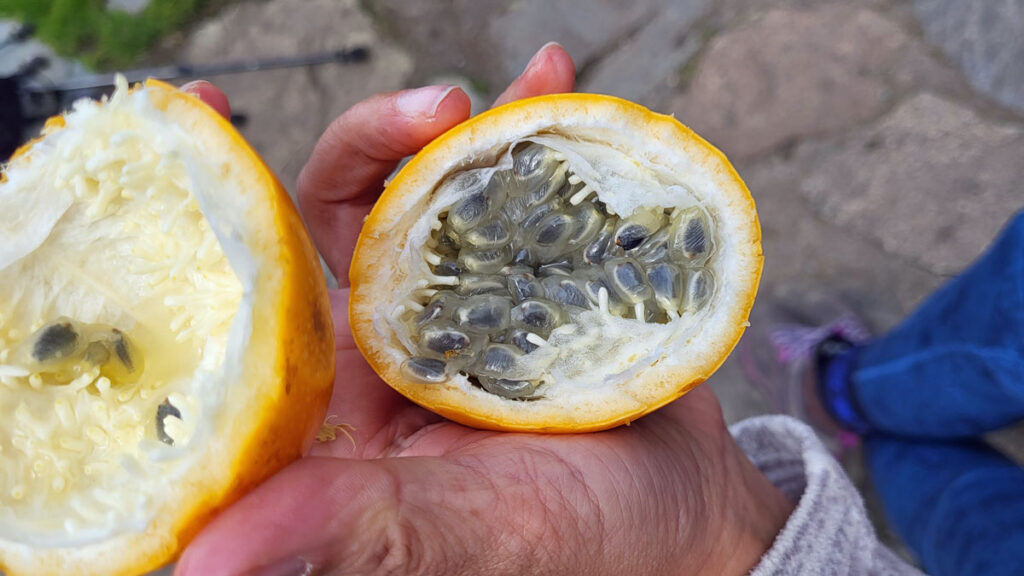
398, 143, 716, 399
0, 83, 243, 545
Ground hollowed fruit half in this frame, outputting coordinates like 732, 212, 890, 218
350, 94, 761, 432
0, 78, 334, 576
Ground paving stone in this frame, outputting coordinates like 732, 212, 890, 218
181, 0, 412, 194
364, 0, 673, 98
671, 5, 940, 159
488, 0, 667, 85
740, 155, 943, 333
914, 0, 1024, 117
578, 0, 710, 108
798, 93, 1024, 276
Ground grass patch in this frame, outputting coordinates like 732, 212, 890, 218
0, 0, 212, 69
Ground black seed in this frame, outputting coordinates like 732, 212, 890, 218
156, 399, 182, 446
478, 376, 538, 399
536, 260, 573, 277
683, 217, 706, 257
536, 212, 572, 247
615, 224, 648, 250
510, 298, 564, 336
32, 321, 78, 362
111, 329, 134, 371
422, 329, 472, 357
456, 274, 506, 296
433, 259, 462, 276
401, 357, 448, 384
508, 329, 539, 353
477, 344, 522, 376
605, 258, 653, 303
541, 277, 589, 309
507, 271, 544, 302
455, 295, 512, 333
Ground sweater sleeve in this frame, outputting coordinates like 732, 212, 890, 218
730, 416, 925, 576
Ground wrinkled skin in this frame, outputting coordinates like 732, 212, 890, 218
177, 44, 793, 576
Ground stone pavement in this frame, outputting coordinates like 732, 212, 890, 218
4, 0, 1023, 563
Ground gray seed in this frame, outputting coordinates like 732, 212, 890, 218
475, 344, 523, 377
478, 376, 538, 400
527, 210, 576, 261
510, 143, 567, 205
419, 322, 478, 361
432, 258, 462, 277
449, 181, 506, 235
31, 321, 79, 362
456, 274, 507, 296
463, 216, 512, 249
581, 219, 617, 266
401, 357, 449, 384
506, 270, 545, 302
669, 207, 712, 264
156, 399, 182, 446
507, 329, 539, 353
455, 294, 512, 333
614, 208, 666, 251
512, 143, 558, 182
510, 298, 565, 337
604, 257, 653, 304
647, 263, 684, 314
512, 247, 535, 266
631, 227, 671, 264
434, 224, 461, 255
518, 200, 560, 233
576, 268, 628, 315
413, 293, 462, 327
458, 244, 513, 274
536, 259, 574, 277
684, 268, 715, 312
566, 202, 604, 251
540, 276, 589, 309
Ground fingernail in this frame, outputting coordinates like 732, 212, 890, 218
396, 85, 457, 118
246, 557, 313, 576
180, 80, 211, 95
524, 41, 562, 73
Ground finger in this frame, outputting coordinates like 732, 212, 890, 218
297, 86, 471, 282
180, 80, 231, 119
492, 42, 576, 108
309, 288, 443, 458
175, 457, 511, 576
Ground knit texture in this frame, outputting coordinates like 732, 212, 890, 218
733, 416, 923, 576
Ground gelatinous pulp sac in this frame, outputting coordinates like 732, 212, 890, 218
399, 143, 717, 399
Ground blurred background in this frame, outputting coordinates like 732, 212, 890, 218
3, 0, 1023, 559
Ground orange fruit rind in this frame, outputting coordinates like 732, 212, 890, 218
0, 77, 334, 576
350, 93, 760, 432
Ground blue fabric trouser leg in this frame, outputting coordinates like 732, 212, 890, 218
849, 211, 1024, 438
834, 212, 1024, 575
865, 436, 1024, 576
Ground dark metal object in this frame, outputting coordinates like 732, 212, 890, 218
1, 24, 370, 160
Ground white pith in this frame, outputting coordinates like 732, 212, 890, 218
381, 133, 723, 400
0, 79, 254, 547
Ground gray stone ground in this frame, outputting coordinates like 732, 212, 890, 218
3, 0, 1024, 568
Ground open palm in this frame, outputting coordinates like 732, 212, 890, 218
176, 45, 791, 576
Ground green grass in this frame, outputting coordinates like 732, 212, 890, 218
0, 0, 209, 69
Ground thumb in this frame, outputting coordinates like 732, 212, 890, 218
174, 456, 509, 576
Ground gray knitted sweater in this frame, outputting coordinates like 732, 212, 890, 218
733, 416, 925, 576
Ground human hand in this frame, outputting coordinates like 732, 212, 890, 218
176, 44, 794, 576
